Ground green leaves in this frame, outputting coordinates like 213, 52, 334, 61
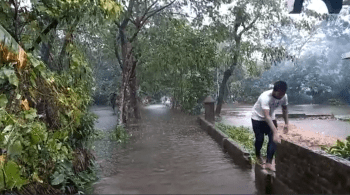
323, 136, 350, 160
51, 172, 65, 186
22, 108, 38, 121
0, 160, 28, 191
8, 140, 22, 158
50, 159, 97, 192
0, 94, 8, 108
111, 125, 129, 143
30, 123, 48, 145
0, 66, 19, 87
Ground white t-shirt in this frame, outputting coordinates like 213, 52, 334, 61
251, 89, 288, 121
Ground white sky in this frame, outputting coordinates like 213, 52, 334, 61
20, 0, 338, 19
305, 0, 328, 13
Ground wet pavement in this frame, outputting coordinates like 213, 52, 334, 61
91, 105, 258, 194
220, 103, 350, 140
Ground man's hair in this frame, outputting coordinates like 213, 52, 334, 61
273, 81, 287, 92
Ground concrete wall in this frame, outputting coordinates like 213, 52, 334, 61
198, 116, 350, 193
197, 117, 251, 166
276, 140, 350, 194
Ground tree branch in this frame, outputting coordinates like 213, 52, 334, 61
129, 0, 176, 43
115, 35, 123, 70
120, 0, 135, 29
28, 19, 59, 52
143, 0, 176, 23
139, 1, 158, 22
238, 14, 260, 37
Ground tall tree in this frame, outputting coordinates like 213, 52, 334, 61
114, 0, 178, 124
137, 17, 216, 113
214, 0, 296, 115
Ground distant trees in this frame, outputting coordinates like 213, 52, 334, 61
232, 13, 350, 104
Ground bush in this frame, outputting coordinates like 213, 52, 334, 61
111, 125, 130, 143
0, 45, 97, 193
322, 136, 350, 161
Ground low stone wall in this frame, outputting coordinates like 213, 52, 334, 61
276, 140, 350, 194
198, 116, 350, 193
197, 117, 251, 166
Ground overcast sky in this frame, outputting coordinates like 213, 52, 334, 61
21, 0, 330, 14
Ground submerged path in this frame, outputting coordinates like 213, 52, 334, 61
91, 105, 257, 194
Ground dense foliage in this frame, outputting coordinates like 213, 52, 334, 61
0, 0, 123, 192
0, 43, 100, 192
137, 18, 217, 114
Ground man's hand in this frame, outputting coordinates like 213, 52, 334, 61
273, 132, 280, 143
283, 124, 289, 134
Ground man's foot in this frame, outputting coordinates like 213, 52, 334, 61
265, 163, 275, 171
256, 156, 265, 165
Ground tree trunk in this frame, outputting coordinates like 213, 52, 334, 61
129, 67, 141, 119
40, 31, 56, 70
215, 69, 232, 115
119, 40, 131, 124
216, 35, 241, 115
58, 32, 72, 72
119, 41, 141, 124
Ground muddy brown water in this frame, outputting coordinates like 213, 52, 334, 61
92, 105, 259, 194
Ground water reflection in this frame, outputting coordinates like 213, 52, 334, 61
144, 104, 167, 109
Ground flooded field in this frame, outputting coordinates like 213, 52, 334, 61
220, 103, 350, 140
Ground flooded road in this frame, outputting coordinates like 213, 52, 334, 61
220, 103, 350, 139
92, 105, 257, 194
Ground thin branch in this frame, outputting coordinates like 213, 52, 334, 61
144, 0, 176, 22
139, 1, 158, 22
120, 0, 135, 29
238, 14, 260, 37
129, 16, 137, 26
115, 21, 121, 28
28, 19, 59, 52
170, 12, 193, 18
129, 0, 176, 43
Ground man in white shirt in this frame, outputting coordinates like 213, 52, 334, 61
251, 81, 289, 171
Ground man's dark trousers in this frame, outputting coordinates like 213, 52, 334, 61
252, 119, 278, 163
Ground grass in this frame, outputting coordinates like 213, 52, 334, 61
216, 123, 269, 163
111, 125, 130, 143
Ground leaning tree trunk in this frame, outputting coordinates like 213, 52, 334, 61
215, 69, 232, 115
216, 35, 242, 115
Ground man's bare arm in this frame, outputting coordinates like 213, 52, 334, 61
263, 109, 279, 143
282, 105, 289, 125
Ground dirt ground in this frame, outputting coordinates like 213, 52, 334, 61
276, 120, 342, 150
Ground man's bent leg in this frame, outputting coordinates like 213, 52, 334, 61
266, 120, 278, 164
252, 119, 265, 158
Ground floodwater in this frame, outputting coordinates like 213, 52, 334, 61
92, 105, 259, 194
220, 103, 350, 139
